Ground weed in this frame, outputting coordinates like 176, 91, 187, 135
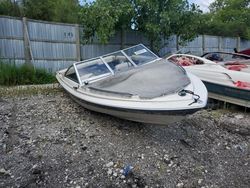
0, 61, 56, 86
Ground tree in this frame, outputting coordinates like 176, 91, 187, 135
200, 0, 250, 39
0, 0, 22, 17
22, 0, 55, 21
79, 0, 135, 47
79, 0, 202, 52
52, 0, 80, 23
133, 0, 202, 50
22, 0, 80, 23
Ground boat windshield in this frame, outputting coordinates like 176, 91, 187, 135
123, 44, 158, 65
75, 58, 111, 84
202, 52, 250, 62
73, 44, 159, 85
102, 51, 134, 73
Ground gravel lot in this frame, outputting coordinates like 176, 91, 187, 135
0, 89, 249, 188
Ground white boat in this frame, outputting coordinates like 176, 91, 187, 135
56, 44, 207, 124
167, 54, 250, 107
201, 52, 250, 73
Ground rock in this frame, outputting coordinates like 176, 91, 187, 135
235, 114, 244, 119
226, 146, 230, 150
0, 168, 10, 176
107, 169, 112, 175
198, 179, 203, 184
106, 161, 114, 168
176, 182, 184, 187
141, 154, 145, 159
168, 161, 174, 167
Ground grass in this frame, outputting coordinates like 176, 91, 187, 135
0, 61, 56, 86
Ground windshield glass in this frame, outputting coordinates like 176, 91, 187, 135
65, 65, 79, 83
73, 44, 160, 85
75, 58, 111, 83
123, 44, 158, 65
103, 52, 133, 73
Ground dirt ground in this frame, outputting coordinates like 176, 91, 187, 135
0, 90, 249, 188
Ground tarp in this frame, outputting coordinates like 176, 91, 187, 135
90, 59, 191, 98
234, 81, 250, 89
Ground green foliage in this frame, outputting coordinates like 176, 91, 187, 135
0, 0, 80, 23
0, 61, 56, 86
79, 0, 201, 51
23, 0, 80, 23
53, 0, 80, 23
199, 0, 250, 39
0, 0, 21, 17
134, 0, 202, 50
79, 0, 135, 44
22, 0, 55, 21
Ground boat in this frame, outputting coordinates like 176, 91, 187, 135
167, 54, 250, 107
234, 48, 250, 56
56, 44, 207, 124
201, 52, 250, 73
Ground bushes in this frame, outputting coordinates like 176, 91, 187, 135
0, 61, 56, 86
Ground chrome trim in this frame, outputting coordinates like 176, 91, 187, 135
100, 56, 114, 75
73, 63, 82, 86
121, 50, 137, 67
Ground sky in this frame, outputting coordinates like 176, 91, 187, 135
80, 0, 215, 13
188, 0, 215, 12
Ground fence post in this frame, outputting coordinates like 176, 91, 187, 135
176, 35, 179, 51
237, 36, 240, 51
202, 34, 205, 54
75, 24, 81, 61
22, 17, 31, 65
120, 29, 125, 50
218, 36, 222, 51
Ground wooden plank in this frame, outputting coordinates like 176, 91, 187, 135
75, 24, 81, 61
22, 17, 31, 64
208, 92, 250, 108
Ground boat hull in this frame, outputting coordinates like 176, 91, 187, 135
203, 81, 250, 107
203, 81, 250, 101
68, 92, 200, 125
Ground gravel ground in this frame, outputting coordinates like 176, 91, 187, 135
0, 90, 249, 188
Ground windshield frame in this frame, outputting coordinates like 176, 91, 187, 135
71, 44, 160, 86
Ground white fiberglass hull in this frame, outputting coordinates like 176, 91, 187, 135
56, 72, 207, 125
69, 93, 199, 124
167, 54, 250, 107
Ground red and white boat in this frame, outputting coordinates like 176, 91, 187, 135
167, 53, 250, 107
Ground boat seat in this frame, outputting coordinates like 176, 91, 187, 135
115, 63, 130, 72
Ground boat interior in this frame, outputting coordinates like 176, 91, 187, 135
168, 54, 250, 90
168, 54, 250, 73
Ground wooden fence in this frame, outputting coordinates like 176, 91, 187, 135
1, 15, 250, 72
